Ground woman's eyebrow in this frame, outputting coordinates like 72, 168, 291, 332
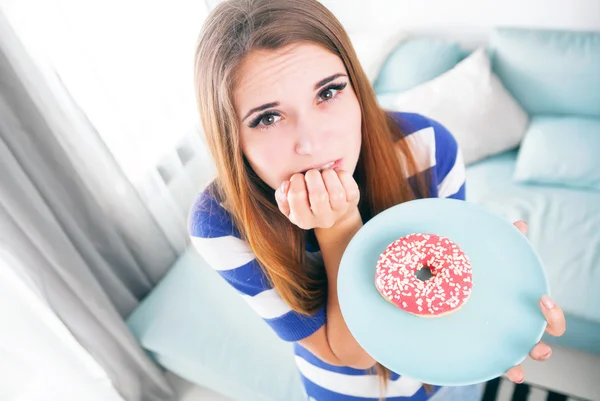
241, 73, 347, 123
242, 102, 279, 122
314, 73, 347, 90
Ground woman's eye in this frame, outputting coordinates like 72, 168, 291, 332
249, 112, 282, 128
317, 82, 347, 103
261, 114, 280, 126
320, 89, 336, 101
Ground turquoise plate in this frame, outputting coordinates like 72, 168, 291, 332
338, 198, 549, 386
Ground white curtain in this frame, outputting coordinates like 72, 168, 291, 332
0, 249, 125, 401
0, 1, 216, 399
1, 0, 217, 252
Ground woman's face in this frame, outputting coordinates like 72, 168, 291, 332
234, 43, 362, 190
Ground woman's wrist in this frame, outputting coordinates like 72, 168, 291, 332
314, 206, 375, 369
314, 207, 362, 279
314, 207, 362, 239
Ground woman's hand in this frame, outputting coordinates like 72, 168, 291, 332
274, 168, 360, 230
505, 221, 567, 383
277, 169, 372, 369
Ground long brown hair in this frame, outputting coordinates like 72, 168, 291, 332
194, 0, 432, 397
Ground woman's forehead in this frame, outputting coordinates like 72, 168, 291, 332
234, 43, 346, 111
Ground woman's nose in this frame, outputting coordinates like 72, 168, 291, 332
294, 123, 324, 156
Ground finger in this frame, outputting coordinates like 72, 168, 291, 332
529, 341, 552, 361
321, 169, 346, 211
305, 169, 331, 219
513, 220, 528, 235
337, 170, 360, 204
505, 365, 525, 384
275, 181, 291, 217
287, 173, 312, 229
539, 295, 566, 337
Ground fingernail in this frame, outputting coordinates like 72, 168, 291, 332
540, 351, 551, 360
541, 294, 555, 309
516, 376, 524, 384
275, 185, 283, 202
277, 181, 289, 201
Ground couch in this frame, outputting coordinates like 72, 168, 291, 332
126, 27, 600, 401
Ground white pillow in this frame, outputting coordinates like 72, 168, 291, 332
348, 28, 408, 83
380, 48, 529, 165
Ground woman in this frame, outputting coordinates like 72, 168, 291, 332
188, 0, 566, 399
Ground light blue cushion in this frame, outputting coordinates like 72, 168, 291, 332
513, 116, 600, 191
373, 38, 464, 94
126, 249, 306, 401
489, 27, 600, 117
466, 151, 600, 356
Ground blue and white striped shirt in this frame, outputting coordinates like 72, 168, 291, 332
188, 112, 466, 400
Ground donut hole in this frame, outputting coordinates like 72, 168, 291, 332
415, 267, 433, 282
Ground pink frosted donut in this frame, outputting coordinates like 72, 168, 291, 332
375, 233, 472, 317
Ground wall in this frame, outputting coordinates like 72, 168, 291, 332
322, 0, 600, 48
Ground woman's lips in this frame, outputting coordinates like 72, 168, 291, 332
300, 158, 342, 174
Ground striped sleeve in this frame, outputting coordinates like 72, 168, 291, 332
187, 188, 326, 342
428, 117, 466, 200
